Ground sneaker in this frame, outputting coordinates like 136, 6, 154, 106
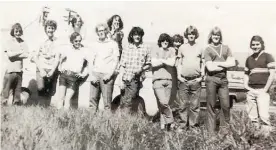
161, 124, 165, 130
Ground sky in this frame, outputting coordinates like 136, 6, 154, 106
1, 1, 276, 56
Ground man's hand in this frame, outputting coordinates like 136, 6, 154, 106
192, 77, 203, 83
103, 73, 113, 83
90, 76, 99, 85
40, 69, 47, 78
178, 75, 187, 82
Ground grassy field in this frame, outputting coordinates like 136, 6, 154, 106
1, 106, 276, 150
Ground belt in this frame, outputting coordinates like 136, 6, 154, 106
182, 75, 201, 80
62, 70, 78, 76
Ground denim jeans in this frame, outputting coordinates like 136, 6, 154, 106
205, 76, 230, 133
89, 72, 115, 111
1, 72, 22, 104
153, 79, 174, 125
177, 80, 201, 128
120, 78, 143, 110
36, 69, 59, 96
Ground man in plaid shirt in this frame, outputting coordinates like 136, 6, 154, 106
118, 27, 151, 111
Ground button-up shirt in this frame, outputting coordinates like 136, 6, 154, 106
120, 43, 151, 81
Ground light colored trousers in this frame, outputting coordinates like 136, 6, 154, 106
246, 90, 270, 125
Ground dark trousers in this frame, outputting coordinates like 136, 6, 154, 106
177, 80, 201, 127
90, 72, 115, 111
36, 69, 59, 96
120, 78, 142, 110
205, 76, 230, 133
1, 72, 22, 104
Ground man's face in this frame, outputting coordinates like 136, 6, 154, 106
187, 33, 196, 42
173, 41, 182, 49
133, 34, 141, 44
14, 28, 22, 38
161, 40, 169, 49
45, 26, 56, 38
73, 35, 82, 49
97, 26, 107, 40
112, 16, 120, 30
211, 34, 221, 44
251, 41, 262, 54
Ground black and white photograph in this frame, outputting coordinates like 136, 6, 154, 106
1, 1, 276, 149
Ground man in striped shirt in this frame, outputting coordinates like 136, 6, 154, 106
244, 35, 275, 136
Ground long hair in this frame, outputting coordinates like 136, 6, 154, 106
157, 33, 173, 48
128, 27, 144, 45
107, 15, 124, 31
207, 26, 223, 44
10, 23, 23, 37
71, 16, 83, 28
184, 25, 199, 39
44, 20, 57, 33
250, 35, 265, 50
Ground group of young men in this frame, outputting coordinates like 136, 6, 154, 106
1, 13, 275, 135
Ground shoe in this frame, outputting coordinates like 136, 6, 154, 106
161, 124, 165, 130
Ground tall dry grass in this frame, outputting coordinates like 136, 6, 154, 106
1, 106, 276, 150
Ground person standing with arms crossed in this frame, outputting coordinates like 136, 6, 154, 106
204, 27, 235, 134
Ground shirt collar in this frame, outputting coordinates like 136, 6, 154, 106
128, 43, 144, 49
46, 36, 57, 42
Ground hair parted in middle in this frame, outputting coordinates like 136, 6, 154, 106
128, 27, 144, 45
184, 25, 199, 39
208, 26, 223, 44
107, 14, 124, 31
71, 15, 84, 28
157, 33, 173, 48
10, 23, 23, 37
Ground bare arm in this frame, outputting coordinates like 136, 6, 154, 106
243, 74, 255, 91
263, 69, 275, 92
216, 57, 236, 68
205, 61, 224, 72
161, 56, 176, 67
152, 57, 164, 68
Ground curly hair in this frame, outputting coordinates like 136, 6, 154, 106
107, 15, 124, 31
184, 25, 199, 40
44, 20, 57, 33
208, 26, 223, 44
10, 23, 23, 37
128, 27, 144, 44
172, 34, 184, 44
157, 33, 173, 48
250, 35, 265, 50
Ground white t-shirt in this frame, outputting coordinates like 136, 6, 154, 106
90, 39, 119, 74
